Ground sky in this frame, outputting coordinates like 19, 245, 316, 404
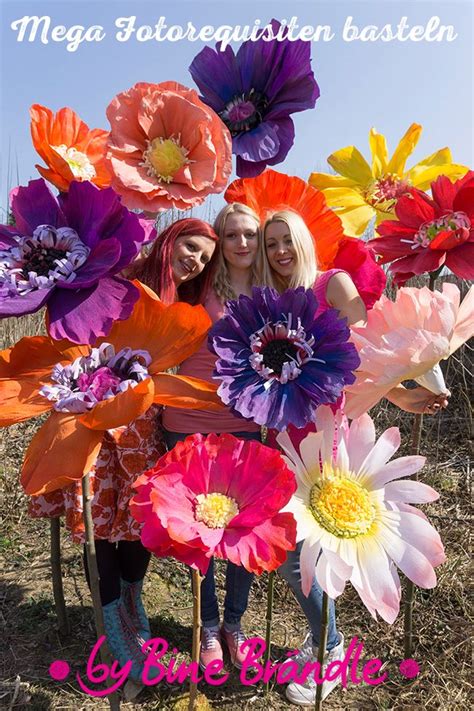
0, 0, 472, 220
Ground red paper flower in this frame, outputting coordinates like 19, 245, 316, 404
131, 433, 297, 575
371, 172, 474, 285
332, 238, 386, 310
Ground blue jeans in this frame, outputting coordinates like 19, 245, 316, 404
163, 428, 261, 627
278, 541, 340, 651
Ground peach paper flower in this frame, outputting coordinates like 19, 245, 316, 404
345, 282, 474, 418
106, 81, 232, 212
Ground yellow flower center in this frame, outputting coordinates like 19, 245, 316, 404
195, 492, 239, 529
364, 173, 411, 212
310, 466, 376, 538
142, 136, 191, 183
51, 144, 96, 180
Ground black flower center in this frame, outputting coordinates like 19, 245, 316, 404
22, 246, 67, 278
220, 89, 268, 135
261, 339, 298, 376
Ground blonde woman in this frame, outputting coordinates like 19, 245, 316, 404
162, 203, 262, 671
260, 209, 449, 705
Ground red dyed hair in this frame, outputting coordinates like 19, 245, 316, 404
127, 218, 219, 305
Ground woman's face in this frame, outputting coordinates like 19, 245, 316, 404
171, 234, 216, 285
221, 213, 259, 270
264, 221, 297, 279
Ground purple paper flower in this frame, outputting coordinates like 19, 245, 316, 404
189, 19, 320, 178
208, 287, 360, 431
0, 179, 155, 343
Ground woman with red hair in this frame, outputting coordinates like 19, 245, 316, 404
29, 217, 219, 681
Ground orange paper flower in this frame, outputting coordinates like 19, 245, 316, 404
30, 104, 112, 192
225, 170, 345, 270
106, 81, 232, 212
0, 282, 223, 496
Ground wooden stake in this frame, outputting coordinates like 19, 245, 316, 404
315, 591, 329, 710
188, 569, 202, 711
50, 517, 70, 636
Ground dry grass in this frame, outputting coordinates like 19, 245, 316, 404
0, 279, 472, 710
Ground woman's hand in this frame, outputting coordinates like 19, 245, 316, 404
386, 384, 451, 415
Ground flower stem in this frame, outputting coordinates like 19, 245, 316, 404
264, 570, 275, 694
404, 270, 437, 660
189, 569, 202, 711
82, 474, 120, 710
50, 517, 70, 636
315, 592, 329, 710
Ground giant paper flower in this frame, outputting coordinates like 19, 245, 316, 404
208, 286, 360, 431
371, 172, 474, 285
225, 170, 344, 270
279, 407, 445, 623
106, 81, 232, 212
0, 179, 156, 343
0, 283, 223, 496
30, 104, 112, 191
332, 238, 386, 310
131, 433, 297, 575
189, 20, 319, 178
309, 123, 468, 236
345, 283, 474, 418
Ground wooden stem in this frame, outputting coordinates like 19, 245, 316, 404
264, 571, 275, 694
315, 592, 329, 710
189, 569, 202, 711
50, 518, 70, 636
82, 474, 120, 710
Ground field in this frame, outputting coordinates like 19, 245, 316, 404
0, 287, 472, 710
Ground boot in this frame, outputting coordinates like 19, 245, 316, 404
120, 578, 151, 641
102, 598, 146, 682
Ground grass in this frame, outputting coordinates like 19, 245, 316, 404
0, 289, 472, 710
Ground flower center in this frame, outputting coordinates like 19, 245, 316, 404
220, 89, 268, 135
249, 315, 317, 385
141, 136, 192, 183
410, 211, 471, 250
51, 144, 96, 180
309, 466, 376, 538
364, 173, 411, 212
0, 226, 90, 296
40, 343, 151, 413
195, 492, 239, 529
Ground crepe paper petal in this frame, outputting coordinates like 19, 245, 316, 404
21, 411, 104, 495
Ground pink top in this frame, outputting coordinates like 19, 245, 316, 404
162, 290, 261, 434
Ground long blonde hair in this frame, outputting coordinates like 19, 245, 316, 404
212, 203, 261, 300
260, 210, 318, 292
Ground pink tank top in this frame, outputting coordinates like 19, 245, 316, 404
162, 290, 261, 434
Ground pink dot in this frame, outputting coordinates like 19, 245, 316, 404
49, 660, 70, 681
399, 658, 420, 679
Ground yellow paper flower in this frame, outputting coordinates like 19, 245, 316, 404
309, 123, 468, 236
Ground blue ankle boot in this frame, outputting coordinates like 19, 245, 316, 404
120, 579, 151, 642
102, 598, 146, 682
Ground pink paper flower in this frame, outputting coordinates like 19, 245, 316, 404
130, 433, 297, 575
279, 407, 445, 623
345, 282, 474, 418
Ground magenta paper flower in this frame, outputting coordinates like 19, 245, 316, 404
371, 172, 474, 285
344, 283, 474, 418
130, 433, 297, 575
279, 407, 445, 623
0, 179, 155, 343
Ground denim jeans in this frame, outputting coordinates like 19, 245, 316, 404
278, 540, 340, 651
163, 428, 261, 627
